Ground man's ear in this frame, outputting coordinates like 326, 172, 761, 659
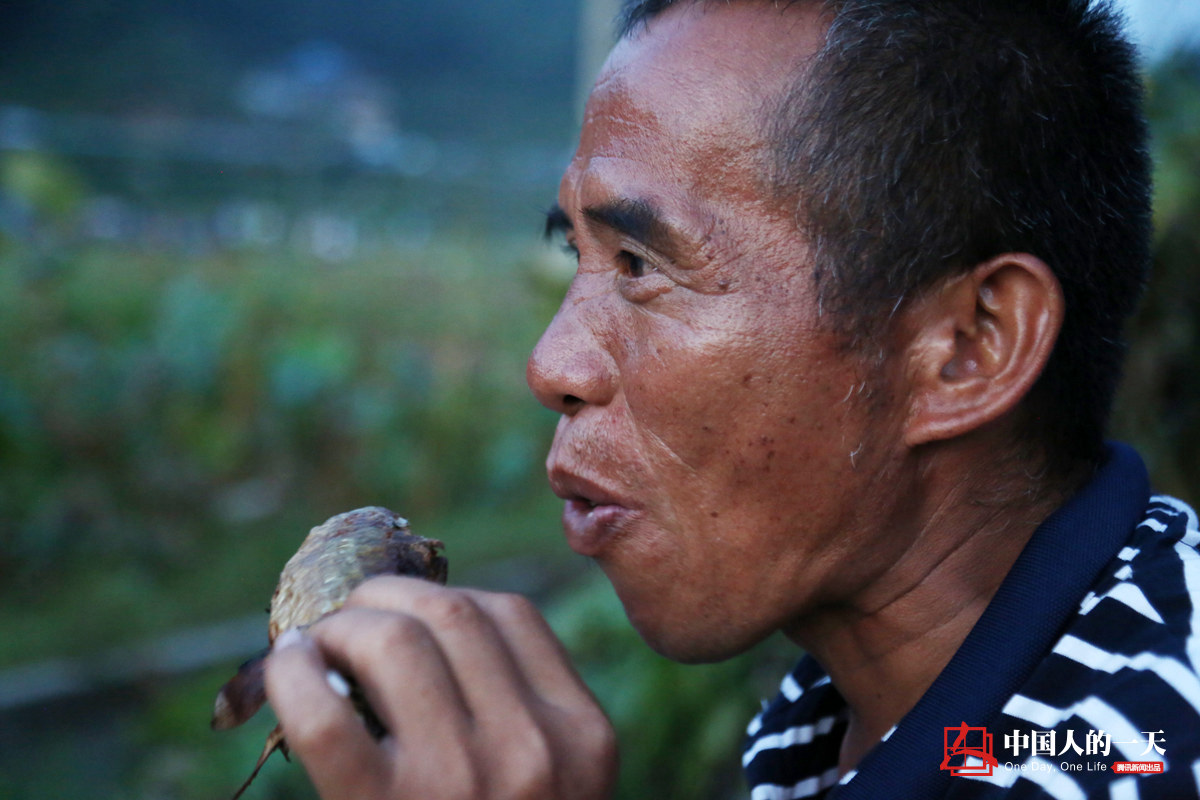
901, 253, 1064, 447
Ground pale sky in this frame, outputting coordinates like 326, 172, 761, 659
1117, 0, 1200, 62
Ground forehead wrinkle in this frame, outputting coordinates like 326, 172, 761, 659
606, 1, 824, 122
585, 16, 814, 209
566, 4, 828, 275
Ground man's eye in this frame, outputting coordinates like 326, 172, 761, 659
619, 251, 649, 278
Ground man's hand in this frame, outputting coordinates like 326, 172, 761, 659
264, 576, 618, 800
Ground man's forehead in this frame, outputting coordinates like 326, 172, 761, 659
597, 1, 825, 109
572, 2, 825, 174
559, 2, 826, 234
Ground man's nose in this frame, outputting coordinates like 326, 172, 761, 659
526, 289, 617, 416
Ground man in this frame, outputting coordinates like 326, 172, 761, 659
265, 1, 1200, 798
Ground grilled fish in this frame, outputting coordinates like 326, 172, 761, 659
212, 506, 447, 798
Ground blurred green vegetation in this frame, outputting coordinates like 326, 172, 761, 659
0, 147, 582, 796
0, 41, 1197, 800
0, 219, 563, 663
1111, 52, 1200, 497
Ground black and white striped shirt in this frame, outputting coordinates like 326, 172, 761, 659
743, 443, 1200, 799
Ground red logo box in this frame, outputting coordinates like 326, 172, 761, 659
942, 723, 1000, 777
1113, 762, 1164, 774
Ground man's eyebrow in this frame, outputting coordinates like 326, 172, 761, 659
582, 198, 674, 254
544, 198, 681, 257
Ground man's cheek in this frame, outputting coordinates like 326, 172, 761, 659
627, 401, 729, 476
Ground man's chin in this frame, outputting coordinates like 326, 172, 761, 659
621, 598, 769, 665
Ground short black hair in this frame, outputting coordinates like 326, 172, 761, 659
618, 0, 1152, 479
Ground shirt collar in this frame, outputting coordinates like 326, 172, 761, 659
837, 441, 1151, 798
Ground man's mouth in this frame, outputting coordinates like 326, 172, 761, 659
548, 469, 638, 557
560, 498, 632, 557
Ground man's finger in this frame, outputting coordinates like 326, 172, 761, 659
304, 606, 475, 754
344, 577, 538, 716
348, 577, 600, 711
264, 629, 388, 800
460, 587, 607, 711
343, 577, 616, 793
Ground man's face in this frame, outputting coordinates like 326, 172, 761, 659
528, 3, 907, 662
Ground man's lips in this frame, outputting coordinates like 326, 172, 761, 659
548, 468, 638, 557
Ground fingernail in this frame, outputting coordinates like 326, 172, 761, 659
325, 669, 352, 698
274, 627, 308, 651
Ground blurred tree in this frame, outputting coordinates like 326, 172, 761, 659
1112, 51, 1200, 502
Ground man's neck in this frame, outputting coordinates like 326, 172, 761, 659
785, 445, 1072, 774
